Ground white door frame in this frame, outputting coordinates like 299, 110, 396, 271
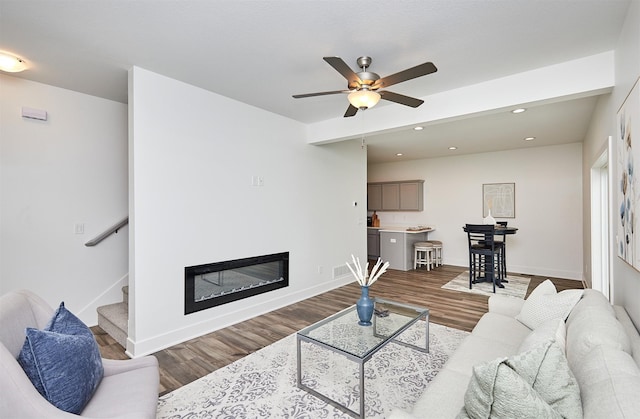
590, 136, 612, 299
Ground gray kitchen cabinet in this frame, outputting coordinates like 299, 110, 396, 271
367, 228, 380, 259
399, 182, 422, 210
379, 229, 431, 271
367, 180, 424, 211
367, 184, 382, 211
381, 183, 400, 210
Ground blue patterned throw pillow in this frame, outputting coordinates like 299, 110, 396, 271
17, 302, 104, 414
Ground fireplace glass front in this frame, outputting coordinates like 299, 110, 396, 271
185, 252, 289, 315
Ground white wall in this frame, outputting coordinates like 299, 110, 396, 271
583, 0, 640, 327
0, 75, 129, 325
128, 67, 367, 356
369, 143, 583, 280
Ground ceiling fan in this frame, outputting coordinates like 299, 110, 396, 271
292, 56, 437, 117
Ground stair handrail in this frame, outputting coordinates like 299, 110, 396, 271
85, 216, 129, 247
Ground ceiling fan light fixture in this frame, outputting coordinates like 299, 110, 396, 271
0, 52, 27, 72
348, 89, 381, 110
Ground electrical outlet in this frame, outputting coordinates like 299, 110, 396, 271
251, 176, 265, 187
74, 223, 85, 234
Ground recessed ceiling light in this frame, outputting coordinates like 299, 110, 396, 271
0, 52, 27, 72
511, 108, 526, 114
524, 137, 535, 141
448, 146, 457, 150
414, 126, 424, 131
396, 153, 403, 157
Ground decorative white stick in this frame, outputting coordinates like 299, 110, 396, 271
369, 257, 383, 281
352, 255, 362, 281
346, 261, 362, 285
346, 255, 389, 287
369, 261, 389, 286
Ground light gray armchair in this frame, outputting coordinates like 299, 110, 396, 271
0, 290, 159, 418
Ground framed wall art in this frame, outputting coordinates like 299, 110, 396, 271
616, 77, 640, 271
483, 183, 515, 218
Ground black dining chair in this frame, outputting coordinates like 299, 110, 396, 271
464, 224, 504, 293
496, 221, 508, 281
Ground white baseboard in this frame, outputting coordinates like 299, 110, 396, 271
125, 275, 355, 358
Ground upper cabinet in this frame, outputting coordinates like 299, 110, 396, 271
381, 183, 400, 210
367, 183, 382, 210
367, 180, 424, 211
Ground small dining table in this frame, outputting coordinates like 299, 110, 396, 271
494, 226, 519, 236
462, 225, 518, 287
462, 225, 518, 236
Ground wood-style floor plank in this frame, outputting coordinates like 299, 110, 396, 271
92, 265, 584, 395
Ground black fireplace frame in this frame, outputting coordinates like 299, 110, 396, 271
184, 252, 289, 315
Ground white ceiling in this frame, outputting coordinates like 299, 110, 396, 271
0, 0, 631, 163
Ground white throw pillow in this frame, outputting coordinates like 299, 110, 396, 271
518, 317, 567, 353
515, 280, 583, 330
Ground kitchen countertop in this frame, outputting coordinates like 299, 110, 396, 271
368, 226, 434, 233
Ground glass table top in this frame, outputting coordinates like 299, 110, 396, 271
297, 298, 429, 359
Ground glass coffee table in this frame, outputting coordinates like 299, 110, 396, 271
296, 298, 429, 418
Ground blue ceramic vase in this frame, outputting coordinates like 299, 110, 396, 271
356, 286, 374, 326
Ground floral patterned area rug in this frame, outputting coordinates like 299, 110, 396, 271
157, 322, 469, 418
441, 271, 530, 299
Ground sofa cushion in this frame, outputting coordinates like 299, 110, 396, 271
445, 334, 520, 377
17, 302, 103, 414
515, 280, 583, 329
487, 294, 525, 317
613, 305, 640, 370
404, 369, 470, 419
471, 312, 531, 346
567, 289, 615, 326
458, 340, 582, 419
570, 345, 640, 419
518, 317, 566, 354
565, 304, 631, 372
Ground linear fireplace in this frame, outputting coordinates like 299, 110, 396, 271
184, 252, 289, 315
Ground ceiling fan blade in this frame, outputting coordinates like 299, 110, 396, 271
374, 62, 437, 89
323, 57, 361, 87
344, 104, 359, 117
379, 91, 424, 108
292, 90, 349, 99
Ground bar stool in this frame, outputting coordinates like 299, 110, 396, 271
414, 242, 435, 271
424, 240, 443, 267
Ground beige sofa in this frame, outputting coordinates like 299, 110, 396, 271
0, 290, 160, 418
390, 287, 640, 418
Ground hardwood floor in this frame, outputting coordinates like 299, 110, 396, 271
92, 265, 584, 396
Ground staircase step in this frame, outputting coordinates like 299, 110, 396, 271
97, 302, 128, 348
122, 285, 129, 307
